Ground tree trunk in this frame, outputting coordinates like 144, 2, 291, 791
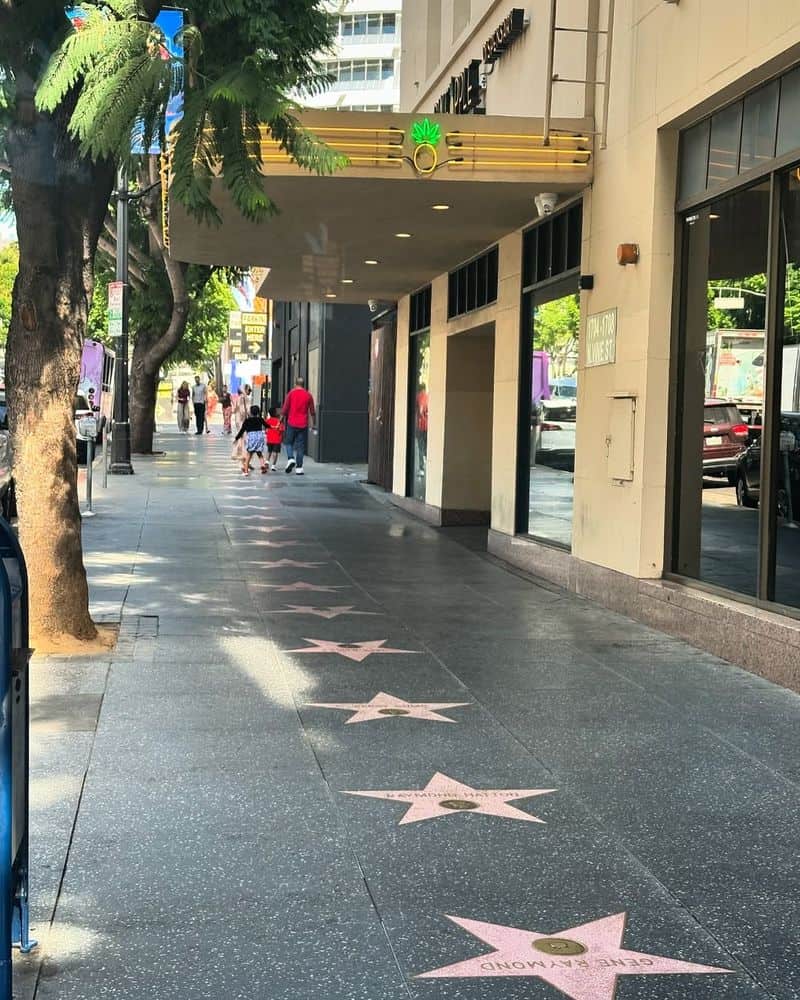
5, 118, 114, 643
130, 330, 161, 453
127, 162, 190, 454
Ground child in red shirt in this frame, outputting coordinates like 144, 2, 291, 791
265, 406, 284, 471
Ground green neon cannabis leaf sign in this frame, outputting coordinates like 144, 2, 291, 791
412, 118, 441, 147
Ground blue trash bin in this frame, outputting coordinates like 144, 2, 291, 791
0, 517, 35, 996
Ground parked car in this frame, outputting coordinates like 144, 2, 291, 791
0, 389, 16, 520
702, 399, 750, 484
735, 412, 800, 517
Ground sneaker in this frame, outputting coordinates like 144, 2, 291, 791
295, 467, 305, 476
270, 463, 277, 471
261, 466, 268, 474
285, 459, 296, 473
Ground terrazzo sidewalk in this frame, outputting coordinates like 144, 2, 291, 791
14, 430, 800, 999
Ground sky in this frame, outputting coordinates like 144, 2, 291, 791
0, 217, 15, 248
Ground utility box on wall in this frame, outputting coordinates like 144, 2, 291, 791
608, 394, 636, 482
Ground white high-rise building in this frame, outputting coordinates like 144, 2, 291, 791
304, 0, 401, 113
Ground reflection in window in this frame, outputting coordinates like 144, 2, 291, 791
772, 171, 800, 609
708, 103, 742, 186
409, 331, 430, 501
527, 292, 580, 547
675, 182, 769, 597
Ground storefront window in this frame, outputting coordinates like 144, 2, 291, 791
674, 182, 769, 597
408, 330, 430, 500
523, 288, 580, 547
773, 170, 800, 608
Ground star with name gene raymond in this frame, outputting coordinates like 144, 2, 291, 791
416, 911, 732, 999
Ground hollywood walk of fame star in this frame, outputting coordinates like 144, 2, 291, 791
231, 540, 302, 549
305, 692, 470, 724
261, 558, 324, 569
343, 772, 555, 824
255, 581, 347, 592
417, 912, 733, 998
285, 638, 420, 662
269, 605, 378, 619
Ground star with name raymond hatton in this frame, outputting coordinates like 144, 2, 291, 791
270, 605, 378, 619
305, 692, 470, 723
417, 912, 733, 997
256, 581, 347, 593
343, 772, 555, 824
285, 638, 420, 662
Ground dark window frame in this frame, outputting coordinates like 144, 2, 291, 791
447, 246, 499, 320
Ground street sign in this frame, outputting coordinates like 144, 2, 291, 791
241, 311, 268, 354
586, 308, 617, 367
108, 282, 124, 339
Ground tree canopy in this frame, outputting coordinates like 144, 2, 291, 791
0, 242, 17, 345
33, 0, 347, 225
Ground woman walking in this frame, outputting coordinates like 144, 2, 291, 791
231, 385, 251, 461
220, 385, 233, 434
176, 381, 191, 433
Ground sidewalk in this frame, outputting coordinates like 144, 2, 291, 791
16, 430, 800, 999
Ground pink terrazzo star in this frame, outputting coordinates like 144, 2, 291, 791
256, 581, 347, 593
305, 692, 470, 723
343, 772, 555, 824
270, 605, 378, 619
417, 912, 732, 998
285, 638, 420, 662
260, 558, 323, 569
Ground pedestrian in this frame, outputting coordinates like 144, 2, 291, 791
281, 376, 316, 476
231, 385, 251, 461
234, 405, 269, 476
265, 406, 284, 471
176, 381, 191, 433
205, 383, 218, 434
191, 375, 208, 435
220, 385, 232, 434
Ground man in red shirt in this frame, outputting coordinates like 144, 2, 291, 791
281, 376, 316, 475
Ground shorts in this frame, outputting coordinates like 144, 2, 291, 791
267, 443, 282, 455
245, 430, 266, 453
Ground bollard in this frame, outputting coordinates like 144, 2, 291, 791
103, 426, 109, 489
86, 438, 94, 514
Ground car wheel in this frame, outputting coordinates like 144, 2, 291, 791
736, 473, 758, 509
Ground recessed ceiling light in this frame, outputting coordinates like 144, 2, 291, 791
432, 204, 450, 210
341, 278, 354, 284
364, 259, 379, 265
395, 232, 412, 238
325, 292, 337, 298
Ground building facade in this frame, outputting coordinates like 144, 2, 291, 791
271, 301, 372, 464
304, 0, 402, 112
170, 1, 800, 683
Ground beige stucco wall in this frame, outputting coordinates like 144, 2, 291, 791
400, 0, 593, 118
571, 0, 800, 579
393, 0, 800, 582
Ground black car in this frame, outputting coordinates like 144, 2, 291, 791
736, 412, 800, 518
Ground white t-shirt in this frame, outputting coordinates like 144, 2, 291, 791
191, 383, 207, 404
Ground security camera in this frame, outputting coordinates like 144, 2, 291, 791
534, 192, 559, 217
368, 299, 378, 313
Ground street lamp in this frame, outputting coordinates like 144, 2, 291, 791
109, 166, 134, 475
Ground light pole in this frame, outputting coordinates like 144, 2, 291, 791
110, 165, 134, 475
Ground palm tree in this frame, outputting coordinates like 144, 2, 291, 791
0, 0, 344, 645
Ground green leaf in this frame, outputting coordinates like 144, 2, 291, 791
412, 118, 441, 147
